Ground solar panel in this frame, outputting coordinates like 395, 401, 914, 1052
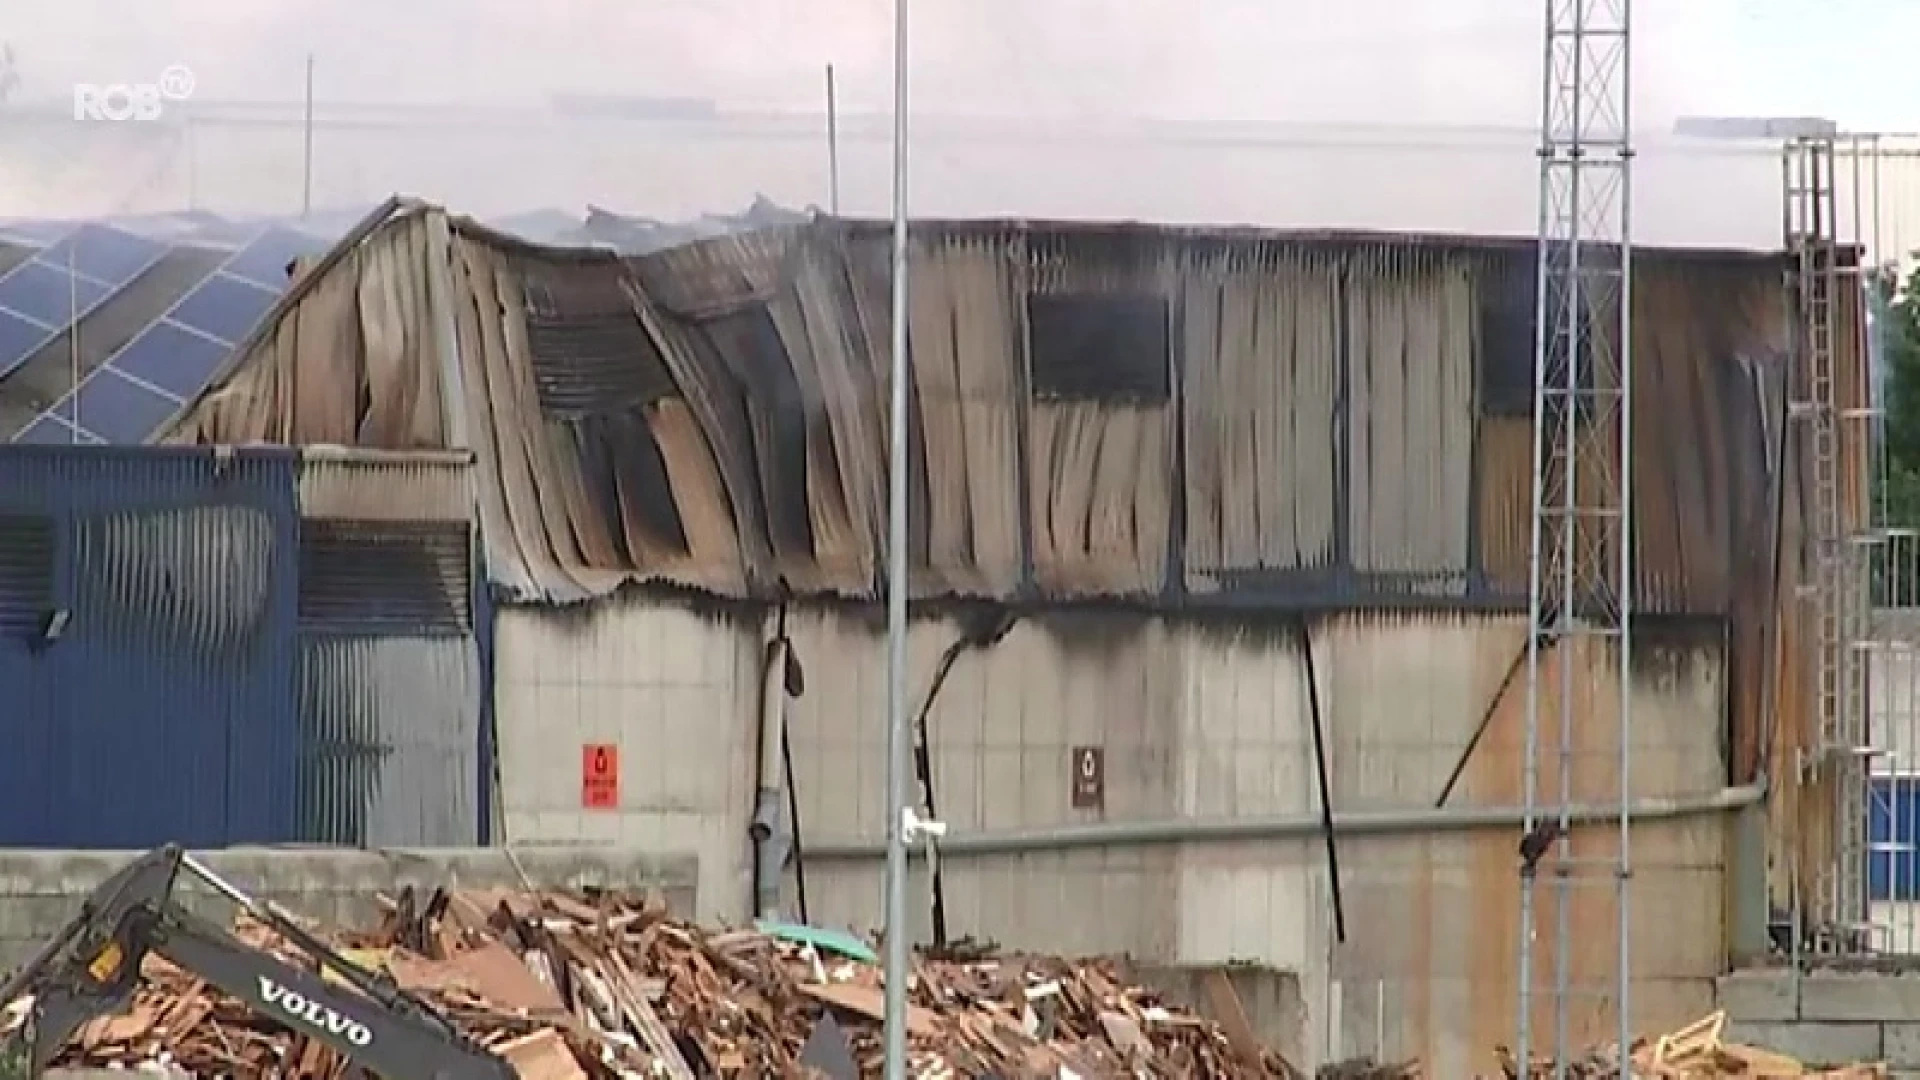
108, 321, 231, 398
226, 227, 330, 289
7, 214, 351, 445
168, 273, 278, 345
61, 367, 180, 445
38, 224, 165, 287
12, 414, 98, 445
0, 261, 109, 328
0, 309, 42, 378
180, 219, 261, 249
0, 220, 77, 246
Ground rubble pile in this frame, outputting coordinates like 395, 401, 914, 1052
4, 885, 1297, 1078
0, 883, 1897, 1078
1492, 1009, 1886, 1078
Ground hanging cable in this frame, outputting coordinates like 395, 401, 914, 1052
911, 605, 1016, 948
1295, 618, 1346, 945
780, 606, 811, 924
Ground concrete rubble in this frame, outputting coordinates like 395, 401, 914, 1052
0, 884, 1299, 1077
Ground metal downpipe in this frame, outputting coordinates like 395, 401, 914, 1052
802, 785, 1765, 861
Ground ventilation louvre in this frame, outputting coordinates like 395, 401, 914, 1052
298, 520, 471, 635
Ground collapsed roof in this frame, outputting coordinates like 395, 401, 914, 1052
155, 199, 1829, 631
0, 199, 805, 446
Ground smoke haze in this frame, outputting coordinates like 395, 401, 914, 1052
0, 0, 1911, 253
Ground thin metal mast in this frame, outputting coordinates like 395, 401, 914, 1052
825, 64, 842, 216
1516, 0, 1634, 1072
302, 54, 315, 218
66, 233, 79, 442
878, 0, 913, 1076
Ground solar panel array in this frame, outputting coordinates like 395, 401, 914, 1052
0, 221, 334, 445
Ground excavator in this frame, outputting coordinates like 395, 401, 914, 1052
0, 844, 515, 1079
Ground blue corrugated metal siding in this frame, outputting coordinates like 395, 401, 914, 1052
0, 446, 301, 847
0, 446, 489, 848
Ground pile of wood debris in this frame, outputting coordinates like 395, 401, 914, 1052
1315, 1009, 1888, 1078
1491, 1009, 1886, 1078
2, 885, 1297, 1078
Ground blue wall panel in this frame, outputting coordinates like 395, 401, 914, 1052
0, 445, 301, 847
1869, 775, 1920, 901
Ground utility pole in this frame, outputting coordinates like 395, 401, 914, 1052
879, 0, 914, 1077
301, 54, 315, 217
825, 64, 842, 216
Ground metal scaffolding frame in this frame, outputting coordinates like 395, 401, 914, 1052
1851, 135, 1916, 954
1515, 0, 1634, 1072
1788, 133, 1885, 952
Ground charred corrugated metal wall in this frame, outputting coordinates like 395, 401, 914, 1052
0, 445, 482, 847
161, 213, 1805, 623
294, 449, 482, 846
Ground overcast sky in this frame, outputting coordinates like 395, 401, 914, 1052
0, 0, 1914, 248
3, 0, 1904, 124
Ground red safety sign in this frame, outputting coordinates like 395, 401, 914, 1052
581, 743, 620, 810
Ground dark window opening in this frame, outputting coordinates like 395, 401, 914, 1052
1479, 259, 1602, 416
1478, 258, 1535, 415
299, 520, 471, 635
521, 264, 679, 416
701, 304, 815, 557
566, 409, 692, 559
0, 514, 54, 636
1027, 291, 1171, 404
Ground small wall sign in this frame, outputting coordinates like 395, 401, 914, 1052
581, 743, 620, 810
1070, 746, 1105, 810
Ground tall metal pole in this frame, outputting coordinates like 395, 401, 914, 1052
1614, 12, 1637, 1059
826, 64, 842, 216
66, 236, 79, 443
879, 0, 913, 1075
301, 53, 315, 217
1517, 0, 1634, 1072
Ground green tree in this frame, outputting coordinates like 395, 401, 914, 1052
1872, 264, 1920, 606
1877, 264, 1920, 525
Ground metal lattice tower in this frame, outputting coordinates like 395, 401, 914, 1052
1515, 0, 1634, 1073
1786, 136, 1875, 950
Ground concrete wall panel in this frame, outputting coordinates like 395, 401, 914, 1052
489, 600, 1736, 1071
783, 610, 1182, 959
1165, 614, 1729, 1071
492, 598, 757, 921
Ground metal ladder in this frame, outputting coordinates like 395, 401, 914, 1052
1787, 136, 1876, 950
